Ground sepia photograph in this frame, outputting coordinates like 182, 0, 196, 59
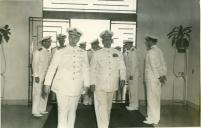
0, 0, 200, 128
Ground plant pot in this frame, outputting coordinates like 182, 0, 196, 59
176, 39, 189, 53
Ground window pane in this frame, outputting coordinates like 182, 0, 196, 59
71, 19, 110, 49
43, 19, 69, 48
111, 21, 136, 48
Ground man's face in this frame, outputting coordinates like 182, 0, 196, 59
91, 42, 99, 50
69, 35, 80, 47
115, 47, 121, 52
102, 39, 113, 48
42, 40, 51, 49
124, 43, 132, 50
144, 40, 152, 50
79, 44, 86, 50
58, 38, 65, 46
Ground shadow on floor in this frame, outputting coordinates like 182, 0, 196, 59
43, 104, 153, 128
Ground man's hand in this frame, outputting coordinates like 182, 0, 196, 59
159, 75, 167, 85
90, 85, 95, 92
129, 76, 133, 80
42, 85, 50, 99
120, 80, 125, 88
35, 77, 40, 83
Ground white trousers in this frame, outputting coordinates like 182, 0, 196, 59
94, 91, 114, 128
32, 80, 48, 115
128, 76, 139, 109
146, 78, 161, 124
56, 93, 80, 128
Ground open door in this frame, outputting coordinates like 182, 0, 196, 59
28, 17, 43, 105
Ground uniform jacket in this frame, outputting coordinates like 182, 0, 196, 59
87, 47, 102, 63
51, 46, 66, 58
32, 47, 51, 81
90, 48, 126, 92
145, 45, 167, 80
44, 45, 90, 96
87, 49, 95, 63
124, 47, 139, 80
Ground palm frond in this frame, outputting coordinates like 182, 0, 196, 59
167, 25, 192, 49
185, 33, 190, 39
0, 25, 11, 43
172, 37, 176, 46
167, 27, 180, 37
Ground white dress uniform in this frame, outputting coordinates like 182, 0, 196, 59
44, 44, 90, 128
51, 47, 58, 57
124, 47, 139, 110
145, 45, 167, 124
87, 48, 95, 63
32, 47, 51, 115
87, 47, 102, 63
50, 46, 66, 101
91, 48, 126, 128
82, 47, 103, 105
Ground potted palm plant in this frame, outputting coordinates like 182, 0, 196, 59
167, 25, 192, 53
0, 25, 11, 44
0, 25, 11, 100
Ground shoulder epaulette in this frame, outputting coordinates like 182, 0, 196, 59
59, 45, 66, 49
38, 48, 42, 51
78, 47, 85, 52
57, 47, 64, 50
97, 47, 102, 50
131, 47, 135, 51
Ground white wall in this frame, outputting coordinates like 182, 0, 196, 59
0, 0, 42, 104
187, 0, 200, 106
137, 0, 200, 105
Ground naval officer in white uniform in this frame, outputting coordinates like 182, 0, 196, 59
79, 41, 87, 51
143, 35, 167, 125
87, 39, 102, 63
32, 36, 52, 117
51, 34, 67, 101
51, 34, 67, 56
90, 30, 126, 128
43, 28, 90, 128
123, 40, 139, 111
82, 39, 102, 105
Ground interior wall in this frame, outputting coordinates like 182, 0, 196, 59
187, 0, 200, 106
0, 0, 42, 104
137, 0, 200, 103
0, 0, 199, 106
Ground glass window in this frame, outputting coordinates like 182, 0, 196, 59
43, 19, 69, 48
111, 21, 136, 48
71, 19, 110, 50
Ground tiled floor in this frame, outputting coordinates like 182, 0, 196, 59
1, 104, 200, 128
140, 104, 200, 127
43, 104, 153, 128
1, 105, 52, 128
